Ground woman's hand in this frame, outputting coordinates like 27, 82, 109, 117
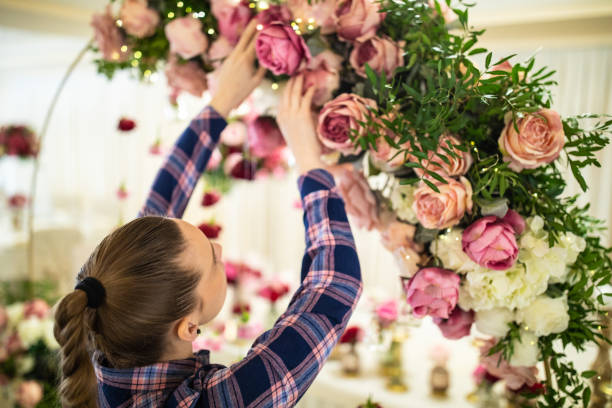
277, 75, 325, 174
210, 20, 266, 118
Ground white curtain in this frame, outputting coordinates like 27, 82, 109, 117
1, 27, 611, 296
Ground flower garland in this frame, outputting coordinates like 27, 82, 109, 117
89, 0, 612, 405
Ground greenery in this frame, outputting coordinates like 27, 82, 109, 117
353, 1, 612, 406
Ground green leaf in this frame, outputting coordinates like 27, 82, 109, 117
581, 370, 597, 379
461, 38, 477, 53
583, 386, 591, 408
485, 52, 492, 68
468, 47, 487, 56
423, 178, 440, 193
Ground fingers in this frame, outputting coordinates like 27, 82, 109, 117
291, 75, 304, 109
283, 76, 296, 111
301, 84, 316, 111
236, 20, 259, 54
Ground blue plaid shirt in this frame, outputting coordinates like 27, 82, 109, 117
94, 106, 362, 407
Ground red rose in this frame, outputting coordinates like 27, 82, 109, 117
201, 191, 221, 207
118, 117, 136, 132
256, 23, 311, 75
198, 222, 222, 239
1, 126, 38, 157
339, 326, 364, 344
8, 194, 27, 209
224, 153, 257, 180
257, 282, 290, 303
232, 303, 251, 315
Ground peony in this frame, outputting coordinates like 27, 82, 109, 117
334, 0, 385, 42
302, 50, 343, 106
516, 296, 569, 337
416, 134, 473, 178
317, 93, 377, 155
430, 228, 480, 274
256, 4, 293, 25
208, 36, 234, 67
288, 0, 337, 34
498, 109, 565, 172
370, 133, 411, 171
16, 380, 43, 408
474, 307, 514, 337
349, 36, 404, 79
220, 121, 247, 146
403, 267, 460, 319
336, 167, 380, 230
461, 210, 524, 271
120, 0, 160, 38
256, 23, 311, 75
165, 56, 208, 97
510, 330, 539, 367
433, 307, 474, 339
247, 116, 286, 158
91, 6, 128, 62
412, 177, 473, 230
380, 221, 417, 252
480, 339, 538, 391
389, 180, 418, 223
165, 17, 208, 59
375, 300, 398, 328
23, 299, 49, 319
211, 0, 252, 45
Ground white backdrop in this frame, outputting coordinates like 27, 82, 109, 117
0, 27, 611, 297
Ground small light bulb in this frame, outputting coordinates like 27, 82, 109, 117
112, 52, 120, 60
307, 24, 314, 30
258, 0, 269, 9
296, 18, 303, 23
308, 17, 315, 23
271, 83, 279, 90
177, 1, 184, 7
120, 45, 128, 53
134, 51, 142, 59
131, 60, 139, 67
256, 24, 263, 30
144, 69, 152, 77
249, 2, 256, 8
208, 28, 215, 35
199, 11, 206, 17
168, 11, 175, 18
185, 6, 192, 12
116, 19, 123, 27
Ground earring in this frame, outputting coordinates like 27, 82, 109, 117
197, 328, 201, 335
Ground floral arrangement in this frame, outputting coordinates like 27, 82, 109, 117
89, 0, 612, 404
0, 126, 38, 158
0, 299, 60, 408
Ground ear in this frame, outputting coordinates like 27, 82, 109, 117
176, 314, 200, 342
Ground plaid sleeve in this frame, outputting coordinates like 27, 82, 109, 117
197, 169, 362, 407
138, 106, 226, 218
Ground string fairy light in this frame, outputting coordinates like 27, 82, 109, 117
168, 11, 175, 18
116, 19, 123, 27
177, 1, 184, 7
120, 45, 128, 53
271, 83, 279, 90
208, 28, 215, 35
134, 51, 142, 59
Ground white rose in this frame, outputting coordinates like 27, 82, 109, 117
509, 330, 539, 367
17, 318, 45, 348
475, 307, 515, 337
41, 319, 59, 350
6, 303, 25, 325
517, 296, 569, 337
430, 229, 480, 274
16, 356, 35, 375
389, 180, 418, 224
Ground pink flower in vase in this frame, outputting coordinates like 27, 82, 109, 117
8, 194, 27, 209
247, 116, 286, 159
237, 321, 264, 340
339, 326, 364, 344
198, 221, 222, 239
224, 153, 257, 180
118, 117, 137, 132
149, 139, 163, 155
479, 338, 538, 391
116, 183, 129, 200
375, 299, 398, 329
257, 281, 290, 304
403, 267, 460, 319
433, 306, 474, 339
231, 302, 251, 316
201, 190, 221, 207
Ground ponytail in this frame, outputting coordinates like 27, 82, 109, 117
54, 290, 98, 407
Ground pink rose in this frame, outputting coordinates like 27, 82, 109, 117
165, 17, 208, 59
462, 210, 523, 271
257, 4, 293, 25
247, 116, 286, 158
413, 177, 473, 230
211, 0, 252, 45
207, 149, 222, 170
370, 132, 411, 170
237, 322, 264, 339
433, 307, 474, 339
375, 300, 398, 328
23, 299, 50, 319
120, 0, 160, 38
8, 194, 27, 209
498, 109, 565, 172
317, 93, 377, 155
415, 134, 473, 177
288, 0, 337, 34
208, 36, 233, 67
302, 50, 343, 106
91, 6, 128, 62
393, 246, 422, 278
349, 36, 404, 79
16, 381, 43, 408
492, 61, 513, 72
336, 167, 380, 230
224, 153, 257, 180
403, 267, 460, 319
256, 23, 311, 75
480, 339, 538, 391
334, 0, 385, 42
380, 221, 417, 252
221, 121, 248, 146
165, 56, 207, 97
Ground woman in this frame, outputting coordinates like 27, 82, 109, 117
53, 20, 362, 407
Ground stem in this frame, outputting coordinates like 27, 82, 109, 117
544, 356, 553, 389
26, 38, 93, 286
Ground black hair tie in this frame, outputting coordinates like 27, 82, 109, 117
75, 277, 106, 309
